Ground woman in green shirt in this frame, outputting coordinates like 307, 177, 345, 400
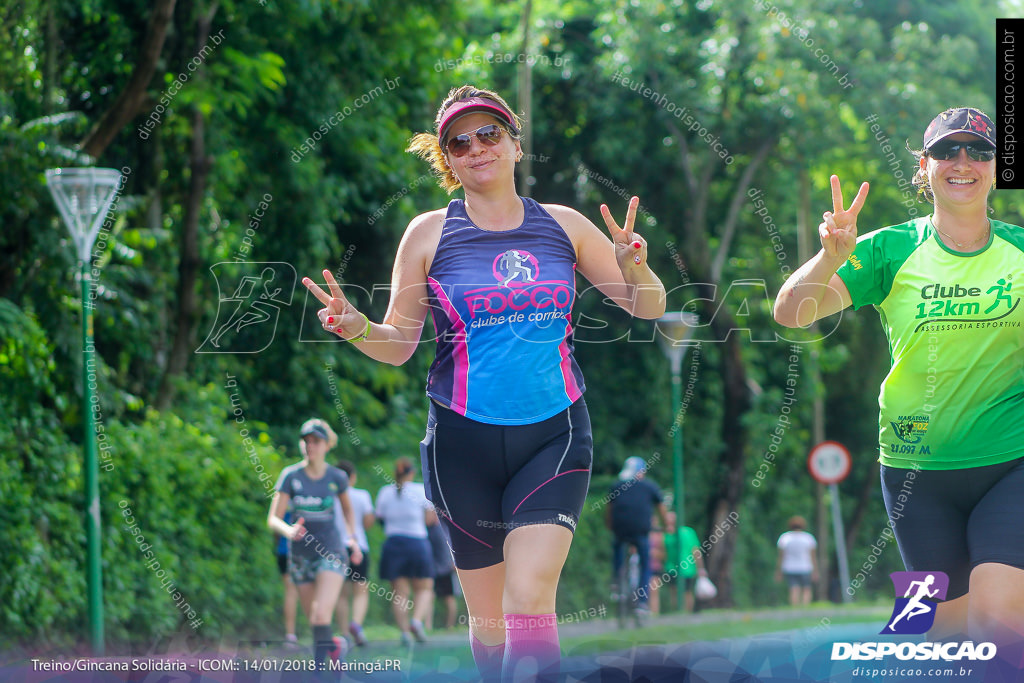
775, 107, 1024, 656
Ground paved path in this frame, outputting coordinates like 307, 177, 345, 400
560, 603, 890, 638
405, 603, 891, 647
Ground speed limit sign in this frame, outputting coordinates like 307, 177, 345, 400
808, 441, 851, 485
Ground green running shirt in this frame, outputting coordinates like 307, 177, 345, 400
836, 217, 1024, 470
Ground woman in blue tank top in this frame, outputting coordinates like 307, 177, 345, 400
303, 85, 666, 682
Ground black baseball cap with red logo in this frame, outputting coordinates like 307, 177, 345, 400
923, 107, 995, 150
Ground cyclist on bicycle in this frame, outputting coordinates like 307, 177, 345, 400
606, 456, 669, 613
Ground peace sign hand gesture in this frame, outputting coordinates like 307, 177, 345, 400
820, 175, 869, 261
301, 269, 365, 340
600, 196, 648, 269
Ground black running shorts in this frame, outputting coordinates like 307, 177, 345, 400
881, 456, 1024, 600
420, 397, 593, 570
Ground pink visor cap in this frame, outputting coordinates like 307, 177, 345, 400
438, 97, 519, 144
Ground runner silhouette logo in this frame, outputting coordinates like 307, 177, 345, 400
198, 262, 296, 353
881, 571, 949, 635
493, 249, 538, 286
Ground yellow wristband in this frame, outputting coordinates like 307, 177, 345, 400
348, 312, 371, 343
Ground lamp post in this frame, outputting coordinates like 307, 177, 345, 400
655, 311, 699, 608
45, 167, 123, 655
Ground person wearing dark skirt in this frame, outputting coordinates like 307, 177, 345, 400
375, 456, 436, 646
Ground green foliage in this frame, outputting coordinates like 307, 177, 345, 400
0, 304, 286, 644
98, 401, 286, 645
0, 299, 83, 639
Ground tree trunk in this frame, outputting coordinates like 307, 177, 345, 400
146, 133, 167, 398
155, 8, 216, 409
79, 0, 177, 160
516, 0, 533, 196
702, 309, 750, 607
666, 144, 770, 606
155, 107, 207, 410
44, 0, 57, 113
845, 461, 878, 552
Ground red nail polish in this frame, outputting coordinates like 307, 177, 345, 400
327, 317, 334, 324
632, 241, 642, 249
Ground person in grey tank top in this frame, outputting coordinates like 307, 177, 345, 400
268, 419, 363, 672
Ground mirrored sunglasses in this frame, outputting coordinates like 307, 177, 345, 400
445, 124, 507, 157
927, 141, 995, 162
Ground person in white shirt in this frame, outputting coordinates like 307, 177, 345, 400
333, 460, 376, 647
376, 456, 438, 645
775, 516, 818, 606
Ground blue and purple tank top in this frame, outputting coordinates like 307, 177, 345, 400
425, 197, 586, 425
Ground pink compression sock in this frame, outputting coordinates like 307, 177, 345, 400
502, 613, 560, 682
470, 633, 505, 681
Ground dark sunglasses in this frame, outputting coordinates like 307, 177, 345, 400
927, 141, 995, 162
445, 124, 507, 157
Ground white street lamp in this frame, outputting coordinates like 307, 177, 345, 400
45, 167, 123, 655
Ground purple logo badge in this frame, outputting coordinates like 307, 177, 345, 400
881, 571, 949, 635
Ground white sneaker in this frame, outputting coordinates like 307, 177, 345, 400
410, 619, 427, 643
